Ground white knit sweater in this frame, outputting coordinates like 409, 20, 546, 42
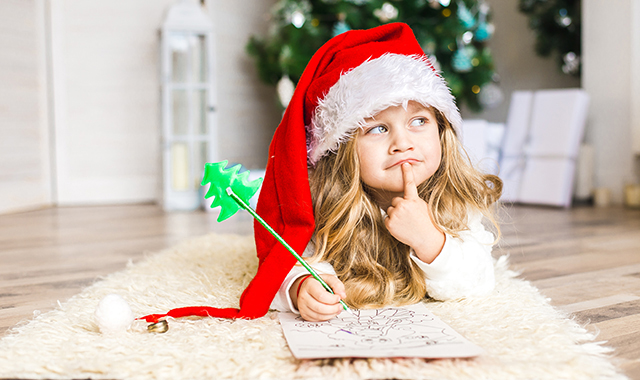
270, 212, 496, 313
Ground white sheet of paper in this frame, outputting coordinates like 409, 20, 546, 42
278, 303, 484, 359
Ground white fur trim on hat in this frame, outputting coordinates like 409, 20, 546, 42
307, 53, 462, 165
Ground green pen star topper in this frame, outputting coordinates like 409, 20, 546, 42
201, 160, 262, 222
201, 160, 353, 315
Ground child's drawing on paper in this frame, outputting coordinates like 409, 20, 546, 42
279, 303, 484, 359
292, 307, 455, 350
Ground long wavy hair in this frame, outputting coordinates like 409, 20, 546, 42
307, 107, 502, 309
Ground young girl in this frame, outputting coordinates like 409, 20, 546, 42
264, 23, 503, 322
139, 23, 502, 324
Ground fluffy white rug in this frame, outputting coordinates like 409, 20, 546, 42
0, 233, 627, 380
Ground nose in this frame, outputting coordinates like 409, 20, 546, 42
389, 128, 414, 153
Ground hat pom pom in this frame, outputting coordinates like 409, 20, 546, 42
95, 294, 135, 335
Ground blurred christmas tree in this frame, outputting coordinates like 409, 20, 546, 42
519, 0, 581, 76
247, 0, 502, 112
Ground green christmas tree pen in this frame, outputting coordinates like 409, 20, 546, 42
201, 160, 353, 315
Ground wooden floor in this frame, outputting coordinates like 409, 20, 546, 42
1, 203, 639, 378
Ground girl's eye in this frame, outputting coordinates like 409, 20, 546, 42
366, 125, 388, 134
411, 118, 427, 127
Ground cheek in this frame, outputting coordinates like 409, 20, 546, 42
432, 143, 442, 166
356, 141, 372, 162
356, 145, 371, 182
358, 160, 378, 185
356, 143, 376, 167
421, 137, 442, 174
356, 145, 385, 186
421, 130, 441, 156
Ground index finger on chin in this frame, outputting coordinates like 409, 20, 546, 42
402, 163, 419, 199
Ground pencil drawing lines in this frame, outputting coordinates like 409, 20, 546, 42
291, 307, 458, 351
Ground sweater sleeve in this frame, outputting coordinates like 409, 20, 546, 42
269, 241, 337, 313
410, 212, 496, 301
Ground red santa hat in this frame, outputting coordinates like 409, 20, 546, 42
141, 22, 460, 323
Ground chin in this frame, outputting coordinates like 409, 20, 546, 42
376, 185, 405, 195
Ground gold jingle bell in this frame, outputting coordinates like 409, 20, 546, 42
147, 319, 169, 333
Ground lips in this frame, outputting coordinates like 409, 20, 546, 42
387, 158, 420, 169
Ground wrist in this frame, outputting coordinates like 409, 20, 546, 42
296, 275, 314, 297
289, 274, 314, 309
412, 230, 445, 264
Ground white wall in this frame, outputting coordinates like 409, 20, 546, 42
632, 0, 640, 156
583, 0, 635, 204
211, 0, 281, 170
0, 0, 280, 211
51, 0, 175, 205
0, 0, 51, 214
51, 0, 280, 206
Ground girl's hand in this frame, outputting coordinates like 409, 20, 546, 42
385, 163, 445, 263
290, 274, 346, 322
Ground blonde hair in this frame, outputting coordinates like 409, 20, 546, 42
308, 107, 502, 309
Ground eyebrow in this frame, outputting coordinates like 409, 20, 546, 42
407, 102, 433, 113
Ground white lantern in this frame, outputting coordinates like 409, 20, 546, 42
160, 0, 217, 211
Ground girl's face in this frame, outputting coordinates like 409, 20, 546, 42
356, 101, 442, 206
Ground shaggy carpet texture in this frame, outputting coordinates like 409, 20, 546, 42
0, 233, 628, 380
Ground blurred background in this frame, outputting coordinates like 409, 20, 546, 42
1, 0, 638, 215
